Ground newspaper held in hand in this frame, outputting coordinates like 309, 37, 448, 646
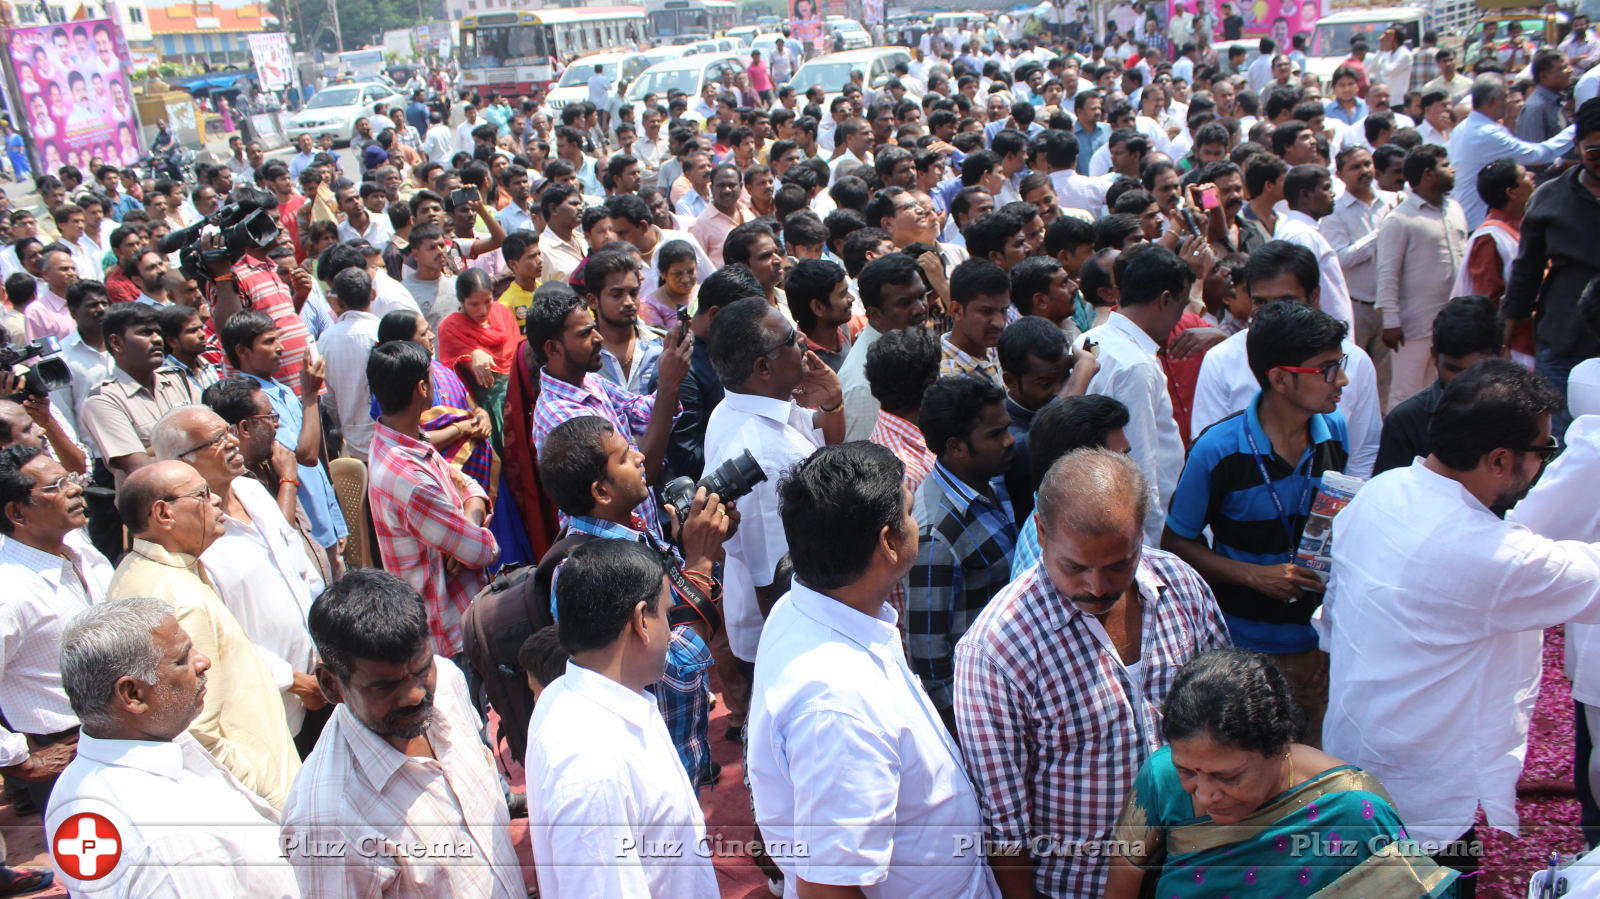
1293, 471, 1364, 587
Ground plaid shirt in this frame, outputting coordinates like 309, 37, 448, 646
215, 254, 311, 397
907, 462, 1017, 713
368, 421, 499, 655
561, 517, 716, 787
1411, 46, 1441, 92
953, 550, 1231, 898
871, 409, 939, 622
939, 333, 1003, 388
533, 368, 668, 536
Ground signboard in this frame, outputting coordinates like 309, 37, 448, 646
790, 0, 826, 51
6, 19, 142, 172
248, 33, 293, 92
1169, 0, 1326, 41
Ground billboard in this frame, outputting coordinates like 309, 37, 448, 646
790, 0, 826, 51
248, 32, 293, 92
7, 19, 142, 173
1170, 0, 1325, 41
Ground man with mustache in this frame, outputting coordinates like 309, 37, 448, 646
953, 448, 1229, 898
47, 597, 296, 895
106, 460, 300, 808
281, 569, 525, 897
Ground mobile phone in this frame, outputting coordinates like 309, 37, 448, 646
674, 307, 692, 345
1200, 187, 1220, 210
448, 187, 479, 210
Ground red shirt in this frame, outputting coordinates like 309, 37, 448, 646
1162, 311, 1210, 448
211, 252, 311, 396
277, 193, 308, 261
104, 265, 140, 304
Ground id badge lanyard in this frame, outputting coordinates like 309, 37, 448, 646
1242, 425, 1315, 549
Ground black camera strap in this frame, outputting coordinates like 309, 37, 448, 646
660, 552, 724, 638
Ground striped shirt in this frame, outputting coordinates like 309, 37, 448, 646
953, 552, 1230, 898
1166, 394, 1349, 653
871, 409, 938, 623
907, 462, 1017, 714
533, 368, 668, 537
938, 333, 1003, 388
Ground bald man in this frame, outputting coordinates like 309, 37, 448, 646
151, 407, 327, 750
107, 460, 300, 807
952, 448, 1230, 898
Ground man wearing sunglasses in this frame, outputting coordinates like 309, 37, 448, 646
1163, 301, 1351, 746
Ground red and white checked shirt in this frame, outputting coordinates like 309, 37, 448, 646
871, 408, 936, 622
368, 421, 499, 656
211, 253, 312, 396
952, 549, 1230, 897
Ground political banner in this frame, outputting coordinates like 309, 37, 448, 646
790, 0, 826, 51
6, 19, 141, 173
248, 32, 293, 92
1168, 0, 1324, 41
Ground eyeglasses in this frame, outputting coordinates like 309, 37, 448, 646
761, 328, 800, 357
241, 412, 281, 428
1516, 438, 1561, 462
1272, 354, 1348, 384
33, 472, 90, 495
162, 484, 213, 505
1582, 145, 1600, 161
176, 429, 229, 458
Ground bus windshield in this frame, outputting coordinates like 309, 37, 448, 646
460, 25, 551, 69
650, 8, 708, 37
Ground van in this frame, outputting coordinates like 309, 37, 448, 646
1303, 6, 1427, 86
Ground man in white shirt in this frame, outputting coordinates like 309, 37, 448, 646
588, 64, 614, 133
1370, 27, 1414, 100
422, 111, 454, 165
1320, 360, 1600, 880
704, 297, 844, 669
525, 539, 720, 898
0, 446, 112, 812
1320, 145, 1398, 408
537, 183, 588, 287
282, 569, 526, 897
315, 268, 382, 461
1274, 164, 1355, 327
334, 183, 394, 249
748, 442, 999, 898
48, 596, 297, 895
1449, 74, 1574, 229
152, 407, 326, 745
1075, 244, 1192, 543
53, 204, 102, 282
454, 104, 481, 154
1246, 38, 1277, 94
1191, 242, 1383, 478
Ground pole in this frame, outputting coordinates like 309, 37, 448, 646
329, 0, 344, 52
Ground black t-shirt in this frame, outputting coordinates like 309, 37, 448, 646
1223, 14, 1243, 39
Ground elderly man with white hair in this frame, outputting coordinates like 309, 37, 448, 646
46, 597, 297, 895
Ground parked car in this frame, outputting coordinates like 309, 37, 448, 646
789, 47, 914, 105
547, 51, 654, 114
625, 52, 747, 117
286, 80, 405, 145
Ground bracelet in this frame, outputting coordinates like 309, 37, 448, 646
819, 400, 844, 414
211, 272, 235, 284
280, 477, 300, 487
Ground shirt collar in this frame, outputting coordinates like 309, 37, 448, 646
1240, 391, 1334, 454
337, 309, 380, 323
568, 515, 643, 541
557, 660, 660, 729
75, 731, 187, 781
786, 579, 900, 654
930, 460, 1006, 516
128, 537, 201, 571
337, 677, 459, 790
719, 388, 799, 424
1106, 310, 1159, 355
372, 420, 433, 456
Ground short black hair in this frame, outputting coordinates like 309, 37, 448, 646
65, 279, 107, 311
1429, 358, 1561, 470
1115, 243, 1192, 307
366, 338, 431, 415
842, 227, 892, 278
964, 211, 1023, 262
858, 249, 923, 312
1028, 395, 1130, 490
217, 309, 275, 367
785, 259, 846, 332
202, 375, 260, 426
1246, 301, 1348, 388
919, 375, 1006, 456
332, 267, 373, 310
1010, 256, 1064, 316
525, 281, 587, 366
697, 264, 765, 315
709, 296, 775, 391
1476, 158, 1522, 211
778, 442, 907, 591
1093, 213, 1142, 250
950, 258, 1012, 309
604, 193, 652, 228
1402, 144, 1448, 189
539, 415, 614, 517
1044, 215, 1095, 259
1282, 163, 1329, 209
722, 220, 773, 268
866, 328, 940, 416
1244, 240, 1319, 298
1162, 649, 1306, 753
1433, 295, 1505, 359
0, 445, 42, 535
517, 625, 568, 688
309, 568, 432, 681
998, 315, 1068, 377
556, 539, 665, 654
155, 303, 200, 341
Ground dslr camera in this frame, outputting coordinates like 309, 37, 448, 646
160, 184, 282, 279
0, 336, 70, 398
661, 450, 768, 526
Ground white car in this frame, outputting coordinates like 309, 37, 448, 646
827, 18, 873, 50
625, 52, 747, 118
789, 47, 913, 107
286, 81, 406, 145
726, 25, 759, 46
547, 51, 655, 115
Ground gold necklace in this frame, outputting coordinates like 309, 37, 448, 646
1284, 749, 1296, 793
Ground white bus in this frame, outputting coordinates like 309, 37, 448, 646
459, 6, 646, 94
646, 0, 738, 44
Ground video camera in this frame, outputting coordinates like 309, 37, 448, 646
160, 184, 281, 279
0, 336, 70, 398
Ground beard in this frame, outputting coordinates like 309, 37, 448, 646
376, 692, 436, 739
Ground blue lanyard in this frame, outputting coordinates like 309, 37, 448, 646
1243, 425, 1315, 545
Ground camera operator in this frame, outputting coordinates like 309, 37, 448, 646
536, 414, 735, 789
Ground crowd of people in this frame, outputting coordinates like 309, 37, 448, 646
5, 9, 1600, 897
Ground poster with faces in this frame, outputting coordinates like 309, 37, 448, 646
8, 19, 143, 175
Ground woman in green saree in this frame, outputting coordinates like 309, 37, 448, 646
1107, 649, 1458, 898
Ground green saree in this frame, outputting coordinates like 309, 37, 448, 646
1113, 746, 1458, 897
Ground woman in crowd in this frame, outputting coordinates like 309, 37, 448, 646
1107, 649, 1459, 897
641, 238, 699, 330
437, 268, 518, 452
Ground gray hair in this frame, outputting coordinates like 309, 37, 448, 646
1471, 73, 1506, 110
59, 597, 171, 733
149, 405, 212, 461
1036, 447, 1150, 537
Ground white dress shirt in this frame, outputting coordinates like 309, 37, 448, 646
371, 269, 421, 319
1051, 169, 1111, 216
336, 213, 394, 249
423, 123, 455, 164
1319, 459, 1600, 845
525, 661, 719, 899
0, 529, 111, 765
703, 390, 824, 661
202, 477, 324, 735
748, 583, 1000, 898
316, 309, 381, 459
52, 331, 114, 444
1448, 111, 1574, 229
281, 656, 525, 897
1246, 53, 1274, 93
46, 731, 296, 896
1319, 189, 1397, 303
1370, 46, 1413, 99
1274, 210, 1355, 326
1075, 311, 1183, 544
1189, 328, 1381, 479
838, 324, 884, 442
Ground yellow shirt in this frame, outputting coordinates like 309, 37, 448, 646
498, 281, 537, 325
108, 538, 301, 809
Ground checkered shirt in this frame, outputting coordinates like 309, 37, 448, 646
871, 409, 939, 622
368, 421, 499, 655
532, 368, 669, 536
907, 462, 1017, 713
952, 549, 1231, 897
939, 333, 1004, 389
